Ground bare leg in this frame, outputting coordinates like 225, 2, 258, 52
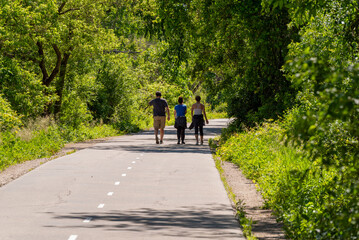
195, 134, 199, 145
154, 129, 159, 143
200, 135, 204, 145
160, 128, 165, 142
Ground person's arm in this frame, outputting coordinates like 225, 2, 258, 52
203, 105, 209, 124
191, 105, 194, 119
174, 108, 177, 119
166, 107, 170, 121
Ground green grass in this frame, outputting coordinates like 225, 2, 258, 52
0, 122, 121, 172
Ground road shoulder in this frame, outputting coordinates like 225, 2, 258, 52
220, 160, 286, 240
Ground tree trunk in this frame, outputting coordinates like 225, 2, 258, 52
37, 42, 62, 87
54, 52, 71, 115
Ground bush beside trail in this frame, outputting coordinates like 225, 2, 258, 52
216, 122, 358, 239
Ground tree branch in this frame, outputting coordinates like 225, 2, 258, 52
58, 0, 81, 15
54, 49, 72, 114
58, 1, 67, 14
59, 8, 81, 15
37, 42, 62, 87
37, 41, 49, 85
46, 44, 62, 86
103, 49, 141, 54
58, 1, 108, 15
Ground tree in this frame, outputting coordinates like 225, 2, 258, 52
151, 0, 298, 124
269, 0, 359, 237
0, 0, 118, 116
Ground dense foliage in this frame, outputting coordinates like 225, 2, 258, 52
0, 0, 199, 127
217, 121, 356, 239
1, 0, 358, 238
0, 0, 203, 169
154, 0, 357, 238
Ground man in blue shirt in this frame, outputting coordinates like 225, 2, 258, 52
149, 91, 170, 144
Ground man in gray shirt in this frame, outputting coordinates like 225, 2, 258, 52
149, 91, 170, 144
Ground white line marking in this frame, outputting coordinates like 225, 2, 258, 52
136, 157, 140, 159
140, 154, 144, 156
98, 204, 105, 208
115, 181, 120, 185
132, 161, 136, 164
83, 217, 92, 223
122, 174, 126, 177
127, 167, 132, 170
107, 192, 114, 196
68, 235, 78, 240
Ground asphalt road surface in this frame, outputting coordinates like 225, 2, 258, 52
0, 119, 244, 240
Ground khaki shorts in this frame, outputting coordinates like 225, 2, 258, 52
153, 116, 166, 129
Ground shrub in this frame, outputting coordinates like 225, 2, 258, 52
0, 94, 22, 131
217, 122, 356, 239
0, 126, 64, 171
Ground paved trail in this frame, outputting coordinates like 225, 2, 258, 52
0, 119, 244, 240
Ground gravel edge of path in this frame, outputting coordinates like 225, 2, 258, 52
219, 159, 286, 240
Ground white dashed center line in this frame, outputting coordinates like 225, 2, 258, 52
68, 141, 143, 240
83, 217, 93, 223
72, 153, 144, 239
68, 235, 78, 240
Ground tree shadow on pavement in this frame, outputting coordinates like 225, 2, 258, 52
89, 143, 213, 155
46, 204, 241, 239
86, 125, 225, 155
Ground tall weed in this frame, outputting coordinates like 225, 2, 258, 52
0, 126, 64, 171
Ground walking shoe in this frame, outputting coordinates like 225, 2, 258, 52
177, 140, 180, 144
182, 141, 185, 144
196, 141, 199, 145
201, 141, 204, 145
156, 136, 159, 144
160, 140, 163, 144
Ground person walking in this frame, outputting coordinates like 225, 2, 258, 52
174, 96, 187, 144
191, 96, 209, 145
149, 91, 170, 144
